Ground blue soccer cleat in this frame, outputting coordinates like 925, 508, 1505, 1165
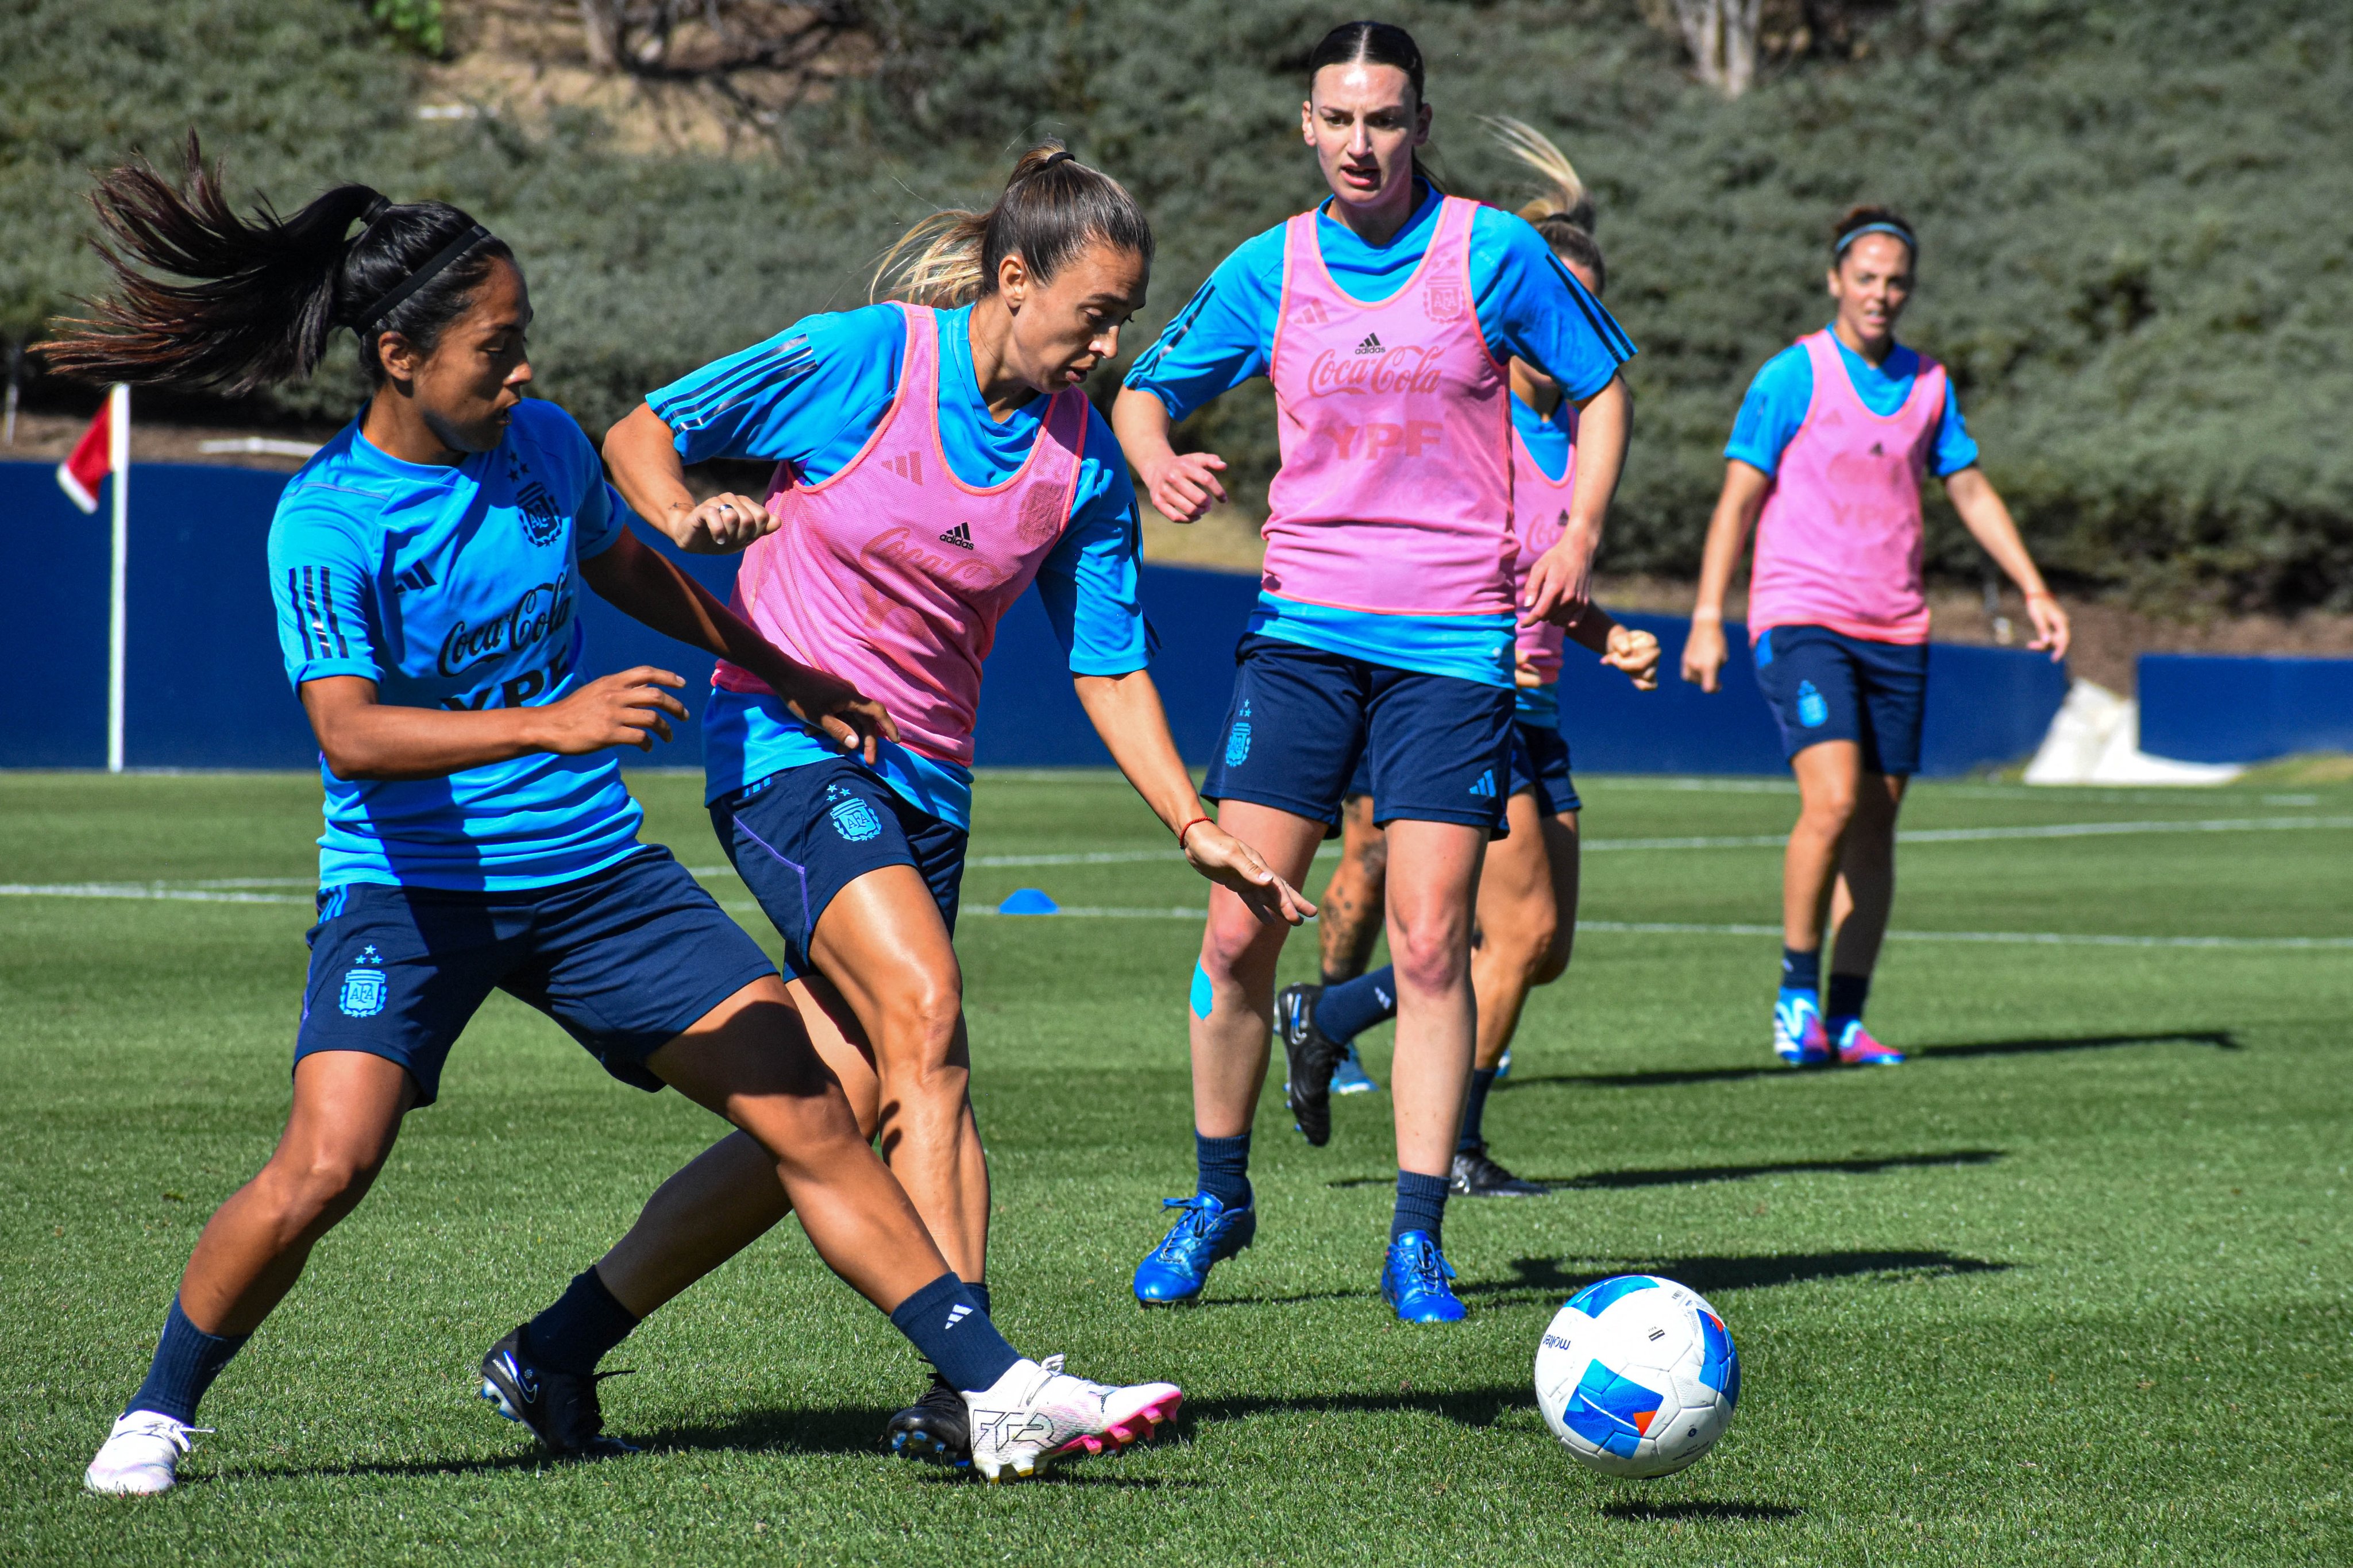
1133, 1193, 1256, 1306
1330, 1043, 1380, 1095
1834, 1018, 1905, 1067
1491, 1046, 1512, 1083
1773, 987, 1832, 1068
1380, 1230, 1468, 1323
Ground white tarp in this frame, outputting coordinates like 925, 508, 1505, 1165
2023, 679, 2244, 786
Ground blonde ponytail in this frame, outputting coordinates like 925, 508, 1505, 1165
871, 141, 1152, 308
1482, 116, 1605, 295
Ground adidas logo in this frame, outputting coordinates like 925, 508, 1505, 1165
944, 1303, 973, 1330
1290, 299, 1330, 325
1354, 332, 1384, 356
939, 521, 973, 550
1468, 769, 1496, 798
394, 562, 437, 593
1869, 441, 1885, 457
882, 451, 924, 483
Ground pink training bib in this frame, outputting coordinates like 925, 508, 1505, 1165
711, 303, 1088, 766
1747, 329, 1946, 645
1263, 195, 1515, 616
1511, 405, 1579, 681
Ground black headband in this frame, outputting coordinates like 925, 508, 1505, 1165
1036, 149, 1077, 173
354, 223, 492, 330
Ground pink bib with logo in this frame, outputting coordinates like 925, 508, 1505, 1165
1747, 329, 1945, 646
1263, 195, 1515, 616
711, 303, 1088, 766
1510, 406, 1579, 680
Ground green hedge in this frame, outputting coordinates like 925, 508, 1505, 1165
5, 0, 2348, 607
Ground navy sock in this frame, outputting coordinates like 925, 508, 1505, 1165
1315, 965, 1398, 1043
1195, 1130, 1253, 1210
1392, 1170, 1450, 1245
526, 1267, 639, 1378
1780, 947, 1821, 993
1457, 1068, 1499, 1152
1826, 972, 1872, 1022
126, 1297, 249, 1424
966, 1279, 992, 1320
889, 1272, 1021, 1393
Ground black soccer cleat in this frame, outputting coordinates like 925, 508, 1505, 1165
479, 1326, 639, 1459
1276, 982, 1345, 1147
885, 1373, 973, 1469
1449, 1142, 1548, 1198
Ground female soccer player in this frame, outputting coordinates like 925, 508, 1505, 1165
545, 141, 1310, 1466
1112, 24, 1637, 1322
1680, 206, 2070, 1068
61, 143, 1178, 1493
1279, 121, 1660, 1200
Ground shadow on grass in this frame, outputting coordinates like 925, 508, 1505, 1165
1602, 1499, 1803, 1523
1911, 1029, 2239, 1058
1461, 1249, 2011, 1306
1507, 1028, 2239, 1089
209, 1450, 568, 1483
1553, 1149, 2002, 1189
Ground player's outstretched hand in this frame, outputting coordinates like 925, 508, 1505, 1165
1141, 451, 1229, 525
1183, 822, 1317, 927
772, 667, 900, 765
1523, 529, 1598, 628
673, 491, 779, 554
1605, 625, 1661, 691
2024, 590, 2072, 662
537, 667, 689, 754
1680, 618, 1729, 694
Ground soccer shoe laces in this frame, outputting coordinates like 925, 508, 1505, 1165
1401, 1235, 1456, 1292
1151, 1196, 1224, 1265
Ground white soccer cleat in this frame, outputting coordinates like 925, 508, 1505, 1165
84, 1410, 200, 1496
963, 1355, 1182, 1483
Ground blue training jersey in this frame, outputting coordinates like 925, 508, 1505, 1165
1725, 328, 1978, 478
1124, 184, 1635, 686
646, 302, 1149, 828
268, 400, 645, 891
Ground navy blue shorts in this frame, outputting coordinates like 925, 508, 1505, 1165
1509, 720, 1582, 816
295, 846, 776, 1106
709, 756, 967, 980
1203, 634, 1514, 834
1347, 717, 1580, 817
1753, 624, 1930, 776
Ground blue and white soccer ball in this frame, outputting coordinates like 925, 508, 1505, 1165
1533, 1275, 1740, 1478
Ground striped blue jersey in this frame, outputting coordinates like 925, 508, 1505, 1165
267, 399, 646, 890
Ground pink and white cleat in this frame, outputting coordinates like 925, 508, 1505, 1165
965, 1355, 1182, 1482
1834, 1018, 1904, 1067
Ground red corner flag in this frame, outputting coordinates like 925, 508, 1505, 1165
56, 396, 115, 513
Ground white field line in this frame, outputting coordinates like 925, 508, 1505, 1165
0, 882, 310, 905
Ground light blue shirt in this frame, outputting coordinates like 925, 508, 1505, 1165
647, 303, 1152, 828
268, 400, 645, 891
1125, 184, 1635, 688
1725, 329, 1979, 478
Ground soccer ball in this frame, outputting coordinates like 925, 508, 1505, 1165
1533, 1275, 1739, 1478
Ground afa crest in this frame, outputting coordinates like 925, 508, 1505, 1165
1422, 280, 1465, 322
829, 793, 882, 843
339, 944, 388, 1018
1225, 721, 1253, 767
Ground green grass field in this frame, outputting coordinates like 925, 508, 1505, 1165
4, 769, 2350, 1565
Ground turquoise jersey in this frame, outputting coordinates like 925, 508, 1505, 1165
267, 400, 644, 891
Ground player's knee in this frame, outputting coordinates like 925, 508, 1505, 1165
878, 967, 962, 1057
1797, 783, 1858, 834
1201, 910, 1282, 986
1532, 928, 1574, 987
1391, 920, 1471, 997
267, 1148, 380, 1234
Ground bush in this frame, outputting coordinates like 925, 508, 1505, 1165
5, 0, 2348, 607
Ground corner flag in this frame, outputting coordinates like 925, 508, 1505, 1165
56, 387, 133, 770
56, 391, 121, 513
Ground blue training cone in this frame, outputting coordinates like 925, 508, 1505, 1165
997, 889, 1059, 915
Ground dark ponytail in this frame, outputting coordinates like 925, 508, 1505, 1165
44, 133, 514, 393
871, 140, 1154, 308
1304, 20, 1443, 194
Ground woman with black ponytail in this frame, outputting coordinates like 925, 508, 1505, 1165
69, 138, 1176, 1496
1112, 21, 1638, 1325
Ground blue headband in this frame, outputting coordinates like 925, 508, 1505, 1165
1835, 221, 1916, 258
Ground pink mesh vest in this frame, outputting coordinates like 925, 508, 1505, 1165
1510, 405, 1579, 681
1748, 329, 1946, 646
711, 303, 1088, 765
1263, 195, 1515, 616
